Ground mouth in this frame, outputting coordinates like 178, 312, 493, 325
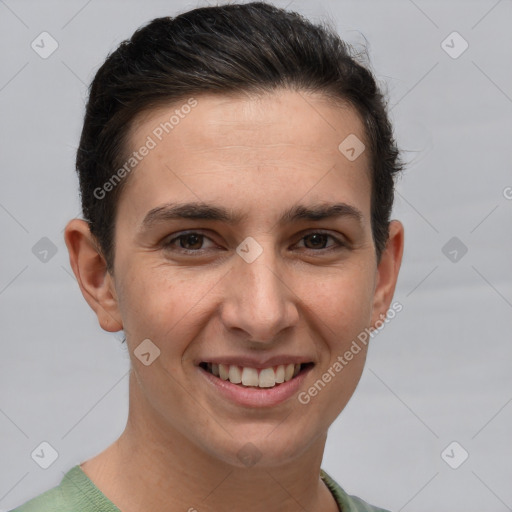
199, 362, 315, 389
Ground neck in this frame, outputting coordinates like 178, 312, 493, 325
80, 375, 338, 512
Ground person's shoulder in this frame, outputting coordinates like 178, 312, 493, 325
8, 464, 120, 512
320, 468, 392, 512
346, 493, 392, 512
8, 478, 67, 512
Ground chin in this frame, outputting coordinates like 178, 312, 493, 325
201, 424, 318, 470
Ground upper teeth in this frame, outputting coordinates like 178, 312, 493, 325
206, 363, 301, 388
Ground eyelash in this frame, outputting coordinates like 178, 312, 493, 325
163, 230, 347, 255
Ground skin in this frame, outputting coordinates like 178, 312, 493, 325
65, 89, 404, 512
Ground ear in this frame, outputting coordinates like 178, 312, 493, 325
64, 219, 123, 332
370, 220, 404, 327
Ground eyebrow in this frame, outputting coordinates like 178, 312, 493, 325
140, 201, 364, 231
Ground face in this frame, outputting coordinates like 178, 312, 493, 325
86, 90, 401, 468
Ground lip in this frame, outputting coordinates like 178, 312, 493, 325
197, 363, 314, 408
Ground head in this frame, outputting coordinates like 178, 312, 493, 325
65, 2, 404, 469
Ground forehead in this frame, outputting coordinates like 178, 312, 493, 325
118, 90, 371, 225
130, 89, 367, 159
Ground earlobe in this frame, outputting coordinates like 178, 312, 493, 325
370, 220, 404, 327
64, 219, 123, 332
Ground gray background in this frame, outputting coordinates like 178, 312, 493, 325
1, 0, 511, 510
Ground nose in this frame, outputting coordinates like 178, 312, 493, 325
219, 243, 300, 344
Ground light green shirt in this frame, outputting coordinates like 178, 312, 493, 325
9, 465, 391, 511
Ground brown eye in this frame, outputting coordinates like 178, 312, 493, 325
163, 231, 217, 253
295, 232, 346, 253
303, 233, 329, 249
178, 233, 204, 250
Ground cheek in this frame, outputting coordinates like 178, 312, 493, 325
294, 263, 376, 337
297, 271, 374, 418
115, 263, 221, 352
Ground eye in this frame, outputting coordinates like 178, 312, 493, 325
164, 231, 217, 253
295, 232, 345, 252
162, 230, 346, 256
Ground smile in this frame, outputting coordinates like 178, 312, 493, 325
199, 362, 315, 389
